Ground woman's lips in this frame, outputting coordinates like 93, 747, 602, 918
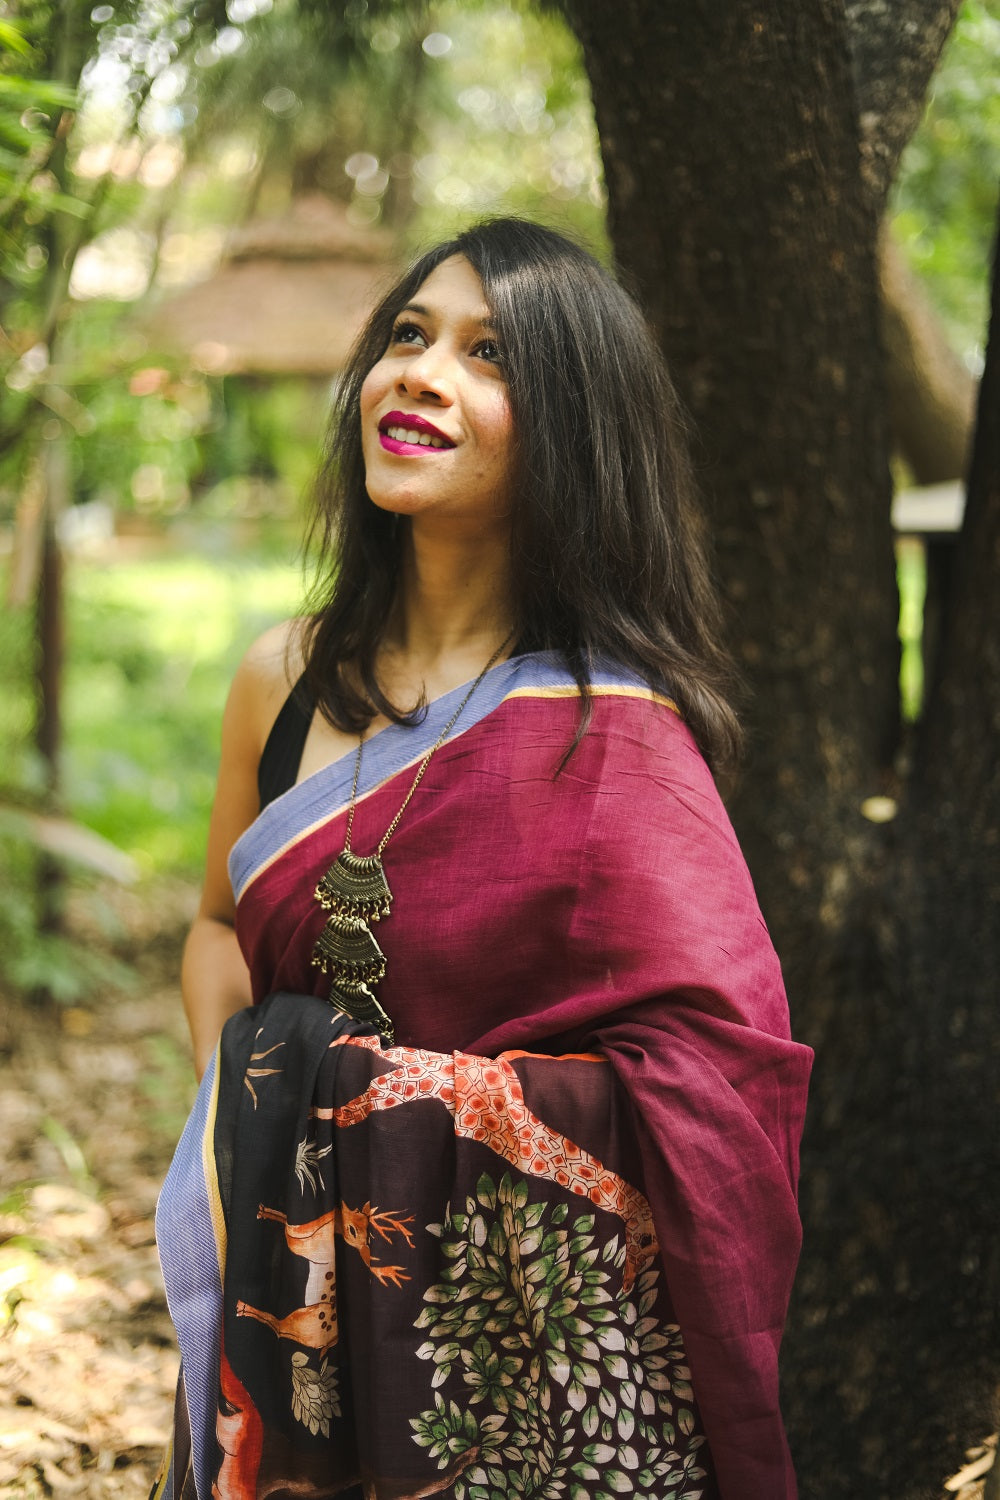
377, 411, 454, 455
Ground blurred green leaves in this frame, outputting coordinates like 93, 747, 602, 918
58, 544, 303, 873
0, 538, 302, 1000
892, 0, 1000, 362
0, 11, 85, 299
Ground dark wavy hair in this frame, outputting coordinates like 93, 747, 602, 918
303, 216, 741, 773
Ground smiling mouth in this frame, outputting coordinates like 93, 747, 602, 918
384, 424, 450, 448
377, 412, 454, 453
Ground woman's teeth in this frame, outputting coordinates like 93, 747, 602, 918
386, 426, 449, 448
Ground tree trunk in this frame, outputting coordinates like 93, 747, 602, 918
559, 0, 983, 1494
900, 209, 1000, 1481
32, 431, 71, 962
881, 228, 976, 484
563, 0, 899, 1002
844, 0, 961, 203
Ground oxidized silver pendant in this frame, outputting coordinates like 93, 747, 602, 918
314, 849, 393, 923
306, 632, 511, 1050
310, 910, 387, 988
311, 849, 395, 1042
327, 979, 395, 1045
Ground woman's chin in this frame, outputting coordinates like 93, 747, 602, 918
365, 490, 435, 523
365, 488, 511, 533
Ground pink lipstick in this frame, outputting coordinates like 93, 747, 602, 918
377, 411, 454, 455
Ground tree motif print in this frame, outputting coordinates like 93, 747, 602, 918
289, 1351, 340, 1438
294, 1134, 332, 1194
410, 1171, 709, 1500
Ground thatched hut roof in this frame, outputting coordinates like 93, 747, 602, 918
145, 195, 399, 377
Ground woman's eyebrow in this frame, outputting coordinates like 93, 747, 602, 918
398, 301, 497, 330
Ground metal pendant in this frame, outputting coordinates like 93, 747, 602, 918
314, 849, 393, 923
306, 635, 510, 1055
327, 979, 395, 1045
310, 911, 387, 988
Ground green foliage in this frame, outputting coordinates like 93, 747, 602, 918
60, 541, 303, 874
0, 539, 301, 1001
140, 0, 605, 248
69, 350, 208, 514
39, 1117, 95, 1194
0, 5, 86, 302
397, 0, 606, 253
896, 538, 927, 722
0, 0, 241, 467
0, 830, 137, 1003
0, 321, 327, 525
179, 0, 423, 207
892, 0, 1000, 360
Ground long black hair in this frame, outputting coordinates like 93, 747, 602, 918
303, 216, 741, 772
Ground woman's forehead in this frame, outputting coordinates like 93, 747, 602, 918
405, 255, 494, 325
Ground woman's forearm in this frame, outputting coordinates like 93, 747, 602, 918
182, 915, 254, 1080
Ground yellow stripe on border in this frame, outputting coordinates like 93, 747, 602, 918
504, 683, 680, 714
148, 1439, 172, 1500
237, 682, 679, 900
201, 1043, 228, 1281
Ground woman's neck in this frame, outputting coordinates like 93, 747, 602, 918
387, 518, 514, 675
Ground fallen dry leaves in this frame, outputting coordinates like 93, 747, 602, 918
0, 1182, 178, 1496
0, 895, 196, 1498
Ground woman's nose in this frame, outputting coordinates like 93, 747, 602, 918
396, 342, 454, 401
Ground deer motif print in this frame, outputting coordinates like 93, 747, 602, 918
235, 1198, 415, 1352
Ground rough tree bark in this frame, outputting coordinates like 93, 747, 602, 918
559, 1, 989, 1495
902, 216, 1000, 1484
844, 0, 961, 202
563, 0, 900, 1000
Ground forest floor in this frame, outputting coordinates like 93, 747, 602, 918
0, 883, 994, 1500
0, 884, 197, 1498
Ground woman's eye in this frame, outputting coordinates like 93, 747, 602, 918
391, 322, 424, 346
475, 339, 502, 365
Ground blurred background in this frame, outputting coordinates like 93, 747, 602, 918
0, 0, 997, 1495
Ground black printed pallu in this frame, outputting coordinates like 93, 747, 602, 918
152, 992, 715, 1500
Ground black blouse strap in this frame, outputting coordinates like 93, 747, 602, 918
257, 673, 316, 810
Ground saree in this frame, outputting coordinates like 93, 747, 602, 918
155, 653, 812, 1500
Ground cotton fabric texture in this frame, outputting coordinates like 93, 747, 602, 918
154, 653, 812, 1500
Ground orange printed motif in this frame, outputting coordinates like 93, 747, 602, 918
318, 1035, 658, 1291
214, 1344, 263, 1500
242, 1033, 285, 1109
236, 1199, 415, 1353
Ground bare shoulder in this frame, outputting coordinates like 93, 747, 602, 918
239, 616, 308, 687
227, 616, 311, 753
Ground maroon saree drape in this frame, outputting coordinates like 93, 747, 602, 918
159, 654, 811, 1499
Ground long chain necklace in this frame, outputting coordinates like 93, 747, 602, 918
310, 634, 512, 1043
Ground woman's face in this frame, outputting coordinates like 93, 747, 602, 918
359, 255, 514, 530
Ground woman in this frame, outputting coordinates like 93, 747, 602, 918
155, 219, 812, 1500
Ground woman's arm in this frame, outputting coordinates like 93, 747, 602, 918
182, 622, 301, 1079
